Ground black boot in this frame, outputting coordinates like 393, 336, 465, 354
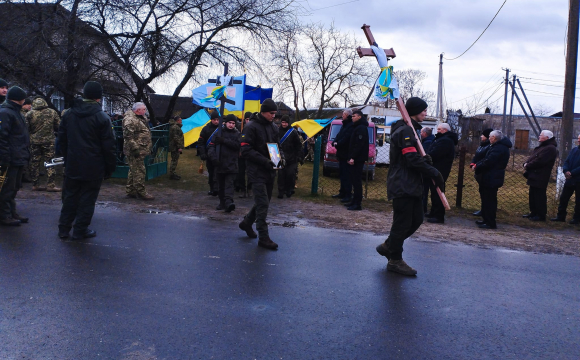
225, 203, 235, 213
239, 220, 257, 238
258, 236, 278, 250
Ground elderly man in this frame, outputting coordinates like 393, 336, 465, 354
470, 128, 493, 217
198, 111, 220, 195
522, 130, 558, 221
123, 102, 154, 200
331, 109, 354, 201
472, 130, 512, 229
551, 134, 580, 224
426, 123, 458, 223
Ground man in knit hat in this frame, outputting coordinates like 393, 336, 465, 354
57, 81, 116, 239
238, 99, 284, 250
0, 79, 8, 104
198, 110, 221, 195
0, 86, 30, 226
375, 97, 444, 275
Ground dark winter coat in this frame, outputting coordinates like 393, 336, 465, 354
348, 118, 370, 162
563, 146, 580, 186
207, 126, 241, 174
471, 139, 491, 183
422, 134, 435, 153
241, 113, 283, 184
524, 137, 558, 189
197, 122, 219, 160
334, 116, 354, 160
475, 136, 513, 188
0, 100, 30, 166
427, 131, 458, 180
278, 126, 303, 164
387, 119, 440, 200
57, 99, 117, 181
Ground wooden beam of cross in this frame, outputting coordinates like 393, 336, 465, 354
356, 24, 396, 59
356, 24, 450, 210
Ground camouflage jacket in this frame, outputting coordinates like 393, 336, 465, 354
26, 98, 60, 145
168, 119, 184, 152
122, 110, 152, 157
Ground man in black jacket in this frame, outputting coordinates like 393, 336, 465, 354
332, 109, 354, 202
208, 115, 241, 212
238, 99, 284, 250
0, 78, 8, 104
0, 86, 30, 226
57, 81, 117, 240
420, 126, 435, 212
473, 130, 512, 229
277, 115, 302, 199
375, 97, 444, 276
344, 110, 369, 210
198, 111, 220, 195
426, 123, 458, 223
470, 128, 493, 216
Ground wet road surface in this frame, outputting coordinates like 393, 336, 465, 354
1, 200, 579, 359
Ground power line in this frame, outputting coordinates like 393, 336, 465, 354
517, 76, 565, 83
446, 80, 504, 105
444, 0, 508, 61
520, 80, 579, 89
308, 0, 359, 12
510, 68, 565, 77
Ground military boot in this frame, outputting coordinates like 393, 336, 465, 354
216, 203, 225, 210
258, 236, 278, 250
239, 220, 257, 238
32, 185, 46, 191
11, 213, 28, 223
47, 186, 62, 192
387, 259, 417, 276
0, 217, 21, 226
225, 203, 235, 213
138, 193, 155, 200
375, 243, 391, 260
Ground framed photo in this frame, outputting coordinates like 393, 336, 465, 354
267, 143, 282, 169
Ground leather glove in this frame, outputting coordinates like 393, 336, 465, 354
214, 136, 223, 144
433, 172, 445, 192
265, 160, 276, 169
424, 154, 433, 166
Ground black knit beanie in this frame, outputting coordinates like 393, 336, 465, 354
225, 114, 237, 123
83, 81, 103, 100
482, 128, 493, 139
210, 111, 220, 120
244, 111, 252, 119
0, 78, 8, 88
260, 98, 277, 113
405, 97, 428, 117
7, 86, 27, 101
24, 98, 32, 105
280, 115, 290, 124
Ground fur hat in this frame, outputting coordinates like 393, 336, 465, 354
83, 81, 103, 100
7, 86, 27, 101
260, 98, 278, 113
405, 97, 428, 117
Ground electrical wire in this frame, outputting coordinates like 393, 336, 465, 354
446, 80, 504, 105
444, 0, 508, 60
307, 0, 359, 12
510, 68, 565, 77
520, 80, 579, 89
517, 76, 564, 84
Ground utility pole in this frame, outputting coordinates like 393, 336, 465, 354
507, 75, 516, 139
562, 0, 580, 161
436, 53, 444, 122
501, 68, 510, 133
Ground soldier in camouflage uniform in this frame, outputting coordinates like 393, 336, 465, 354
123, 102, 154, 200
26, 97, 61, 191
168, 116, 184, 180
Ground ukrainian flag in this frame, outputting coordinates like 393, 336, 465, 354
292, 117, 335, 138
181, 109, 211, 147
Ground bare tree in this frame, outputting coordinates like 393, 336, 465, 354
533, 103, 554, 116
396, 68, 435, 114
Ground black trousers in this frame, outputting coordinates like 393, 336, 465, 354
0, 166, 23, 219
244, 181, 273, 238
278, 162, 298, 195
339, 158, 352, 198
481, 186, 499, 227
429, 180, 447, 220
58, 177, 103, 235
218, 173, 237, 206
528, 186, 547, 219
557, 183, 580, 220
422, 181, 430, 213
350, 161, 365, 205
384, 197, 424, 260
206, 161, 218, 192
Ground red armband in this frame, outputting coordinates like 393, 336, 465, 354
241, 142, 250, 146
401, 147, 417, 155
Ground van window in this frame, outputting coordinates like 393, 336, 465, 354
329, 124, 342, 141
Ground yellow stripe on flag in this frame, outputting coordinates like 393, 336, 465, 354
292, 119, 325, 138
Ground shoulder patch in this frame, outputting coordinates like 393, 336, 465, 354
404, 137, 410, 140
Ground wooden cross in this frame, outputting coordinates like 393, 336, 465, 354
356, 24, 450, 210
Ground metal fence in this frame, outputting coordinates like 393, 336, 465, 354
310, 139, 575, 217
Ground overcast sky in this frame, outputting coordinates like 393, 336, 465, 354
300, 0, 572, 115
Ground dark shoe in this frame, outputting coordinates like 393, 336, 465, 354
424, 212, 435, 219
216, 204, 225, 210
126, 193, 137, 199
138, 193, 155, 200
286, 191, 295, 198
331, 193, 343, 198
529, 216, 546, 222
277, 193, 284, 199
376, 244, 391, 260
46, 187, 62, 192
0, 218, 21, 226
475, 220, 486, 225
550, 217, 566, 222
258, 236, 278, 250
11, 214, 28, 223
427, 218, 444, 224
478, 224, 497, 229
387, 259, 417, 276
340, 197, 352, 203
239, 220, 257, 238
472, 210, 482, 216
225, 203, 235, 213
58, 230, 69, 239
169, 174, 181, 180
522, 213, 534, 218
72, 229, 97, 240
569, 219, 580, 225
343, 202, 354, 207
32, 186, 46, 191
347, 204, 362, 210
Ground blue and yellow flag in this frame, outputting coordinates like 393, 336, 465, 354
292, 118, 335, 138
181, 109, 211, 147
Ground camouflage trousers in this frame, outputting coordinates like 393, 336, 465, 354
306, 146, 314, 161
170, 151, 180, 175
30, 143, 56, 188
126, 155, 147, 196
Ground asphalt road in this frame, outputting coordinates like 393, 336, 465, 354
1, 200, 579, 359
